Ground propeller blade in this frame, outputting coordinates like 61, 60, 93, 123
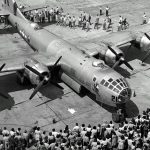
108, 46, 118, 56
123, 60, 134, 70
144, 33, 150, 41
51, 56, 62, 72
25, 65, 43, 77
141, 49, 150, 63
0, 63, 5, 71
29, 79, 45, 100
112, 59, 121, 69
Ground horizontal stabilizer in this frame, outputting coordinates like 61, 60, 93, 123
22, 5, 49, 13
0, 9, 10, 16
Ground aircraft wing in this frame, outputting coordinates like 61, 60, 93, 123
96, 31, 134, 47
0, 8, 10, 16
0, 53, 59, 73
77, 24, 150, 51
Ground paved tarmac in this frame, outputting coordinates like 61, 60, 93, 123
0, 0, 149, 131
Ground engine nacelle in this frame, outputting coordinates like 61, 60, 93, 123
136, 33, 150, 51
97, 44, 124, 67
133, 32, 150, 52
17, 59, 50, 85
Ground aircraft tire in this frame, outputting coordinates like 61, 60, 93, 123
16, 76, 28, 85
112, 113, 120, 123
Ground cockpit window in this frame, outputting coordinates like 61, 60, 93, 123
112, 81, 117, 86
109, 85, 113, 90
120, 83, 124, 87
116, 79, 120, 83
100, 79, 105, 85
108, 78, 113, 82
117, 85, 122, 90
113, 88, 119, 93
104, 82, 109, 87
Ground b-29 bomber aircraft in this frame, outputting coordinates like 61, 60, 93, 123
0, 0, 150, 122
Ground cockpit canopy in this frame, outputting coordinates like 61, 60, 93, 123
92, 61, 108, 69
100, 77, 131, 98
30, 23, 42, 30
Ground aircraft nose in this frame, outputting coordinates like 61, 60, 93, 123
118, 87, 132, 103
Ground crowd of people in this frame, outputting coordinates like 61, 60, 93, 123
23, 6, 115, 32
0, 108, 150, 149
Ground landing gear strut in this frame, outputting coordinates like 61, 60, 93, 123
112, 104, 126, 123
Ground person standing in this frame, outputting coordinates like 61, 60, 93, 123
88, 14, 91, 25
94, 14, 99, 29
86, 20, 90, 32
106, 6, 110, 17
100, 6, 102, 15
143, 12, 147, 24
83, 12, 86, 21
72, 16, 76, 29
82, 19, 86, 30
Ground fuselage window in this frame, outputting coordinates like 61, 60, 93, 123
112, 81, 117, 86
100, 79, 105, 85
104, 82, 109, 87
109, 85, 113, 90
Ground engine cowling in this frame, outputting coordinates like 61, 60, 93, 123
133, 32, 150, 52
104, 46, 124, 66
97, 44, 124, 67
23, 59, 50, 85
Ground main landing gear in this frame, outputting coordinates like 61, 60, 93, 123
112, 104, 126, 123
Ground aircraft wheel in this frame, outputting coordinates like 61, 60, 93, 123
16, 76, 28, 85
112, 113, 120, 123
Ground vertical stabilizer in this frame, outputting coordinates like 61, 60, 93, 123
2, 0, 27, 21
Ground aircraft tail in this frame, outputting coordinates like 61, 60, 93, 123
2, 0, 27, 21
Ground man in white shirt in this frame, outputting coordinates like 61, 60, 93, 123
73, 123, 80, 132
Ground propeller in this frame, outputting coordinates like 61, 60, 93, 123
0, 63, 5, 71
51, 56, 62, 72
141, 49, 150, 63
108, 46, 134, 70
141, 33, 150, 63
144, 33, 150, 40
29, 78, 45, 100
25, 65, 43, 77
29, 56, 62, 100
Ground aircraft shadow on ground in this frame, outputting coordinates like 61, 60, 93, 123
115, 67, 131, 78
86, 90, 139, 119
0, 26, 17, 35
120, 44, 150, 64
0, 93, 15, 111
0, 73, 64, 107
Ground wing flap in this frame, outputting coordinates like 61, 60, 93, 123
22, 5, 49, 13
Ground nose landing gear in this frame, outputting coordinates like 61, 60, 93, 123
112, 104, 126, 123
